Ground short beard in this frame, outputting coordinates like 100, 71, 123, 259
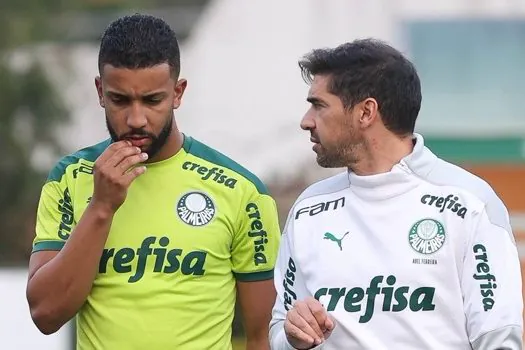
106, 115, 173, 159
316, 129, 365, 168
316, 144, 359, 168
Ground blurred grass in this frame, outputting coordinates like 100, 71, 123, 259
232, 337, 246, 350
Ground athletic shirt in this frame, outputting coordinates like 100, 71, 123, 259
33, 134, 281, 350
270, 134, 522, 350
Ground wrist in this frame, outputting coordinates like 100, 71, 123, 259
87, 199, 116, 221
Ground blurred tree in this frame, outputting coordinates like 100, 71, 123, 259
0, 1, 70, 264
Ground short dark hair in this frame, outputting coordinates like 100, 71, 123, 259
98, 14, 180, 77
299, 38, 422, 135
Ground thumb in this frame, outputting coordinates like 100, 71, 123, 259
324, 315, 336, 332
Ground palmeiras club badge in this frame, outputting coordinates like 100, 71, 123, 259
176, 191, 216, 226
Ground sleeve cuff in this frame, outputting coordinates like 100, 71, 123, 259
233, 269, 274, 282
32, 240, 65, 253
471, 325, 523, 350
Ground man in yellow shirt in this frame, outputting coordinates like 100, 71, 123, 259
26, 13, 280, 350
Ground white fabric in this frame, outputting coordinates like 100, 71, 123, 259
270, 134, 523, 350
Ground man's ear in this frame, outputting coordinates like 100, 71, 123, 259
173, 79, 188, 109
359, 98, 379, 129
95, 76, 105, 108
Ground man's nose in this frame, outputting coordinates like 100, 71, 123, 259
127, 102, 147, 130
300, 110, 315, 131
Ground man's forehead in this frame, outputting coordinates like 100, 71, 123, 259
102, 61, 169, 71
101, 63, 173, 93
308, 75, 330, 97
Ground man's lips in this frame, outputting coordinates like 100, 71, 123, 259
310, 137, 321, 152
125, 136, 150, 147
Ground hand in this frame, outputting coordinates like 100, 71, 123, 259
284, 297, 335, 349
90, 141, 148, 214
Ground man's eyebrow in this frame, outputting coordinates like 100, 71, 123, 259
104, 91, 166, 98
307, 96, 324, 104
105, 90, 126, 97
143, 92, 167, 98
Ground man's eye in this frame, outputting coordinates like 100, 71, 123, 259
144, 98, 162, 105
111, 96, 128, 105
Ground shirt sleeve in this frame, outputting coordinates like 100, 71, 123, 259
32, 178, 74, 253
231, 187, 281, 282
269, 212, 324, 350
462, 207, 523, 350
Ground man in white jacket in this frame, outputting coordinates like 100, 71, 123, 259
269, 38, 523, 350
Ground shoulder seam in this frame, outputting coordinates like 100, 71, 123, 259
416, 176, 485, 204
410, 157, 498, 208
47, 139, 110, 183
184, 136, 269, 195
412, 172, 512, 235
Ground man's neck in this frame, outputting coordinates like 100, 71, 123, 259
350, 134, 414, 176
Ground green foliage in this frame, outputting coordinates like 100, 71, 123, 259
0, 1, 69, 264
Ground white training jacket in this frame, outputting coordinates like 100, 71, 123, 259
270, 134, 523, 350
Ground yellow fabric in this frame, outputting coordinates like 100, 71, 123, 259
33, 135, 281, 350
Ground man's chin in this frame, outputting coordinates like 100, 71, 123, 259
316, 156, 332, 168
144, 144, 164, 160
316, 154, 344, 168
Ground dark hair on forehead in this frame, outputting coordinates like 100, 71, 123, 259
98, 13, 180, 77
299, 38, 422, 136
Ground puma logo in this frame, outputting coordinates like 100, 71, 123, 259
324, 232, 349, 251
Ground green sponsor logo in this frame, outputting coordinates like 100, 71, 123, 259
472, 244, 497, 311
182, 161, 237, 189
420, 194, 467, 219
99, 236, 207, 283
409, 219, 446, 255
72, 162, 94, 179
246, 202, 268, 266
323, 232, 349, 251
283, 257, 297, 311
57, 188, 74, 240
314, 275, 436, 323
295, 197, 345, 220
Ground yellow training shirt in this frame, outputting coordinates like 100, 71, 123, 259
32, 135, 281, 350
